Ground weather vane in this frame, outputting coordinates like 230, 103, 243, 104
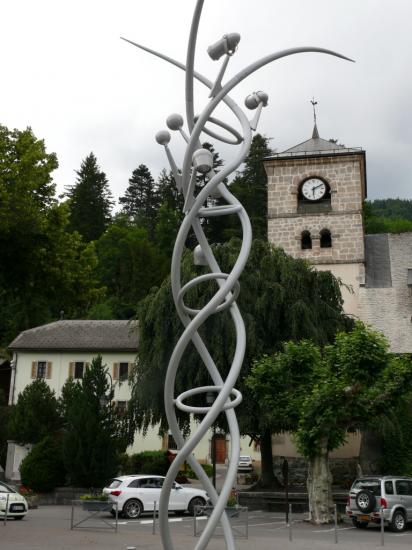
311, 97, 318, 126
122, 2, 351, 548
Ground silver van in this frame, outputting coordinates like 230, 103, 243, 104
346, 476, 412, 532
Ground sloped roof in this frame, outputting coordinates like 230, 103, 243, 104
9, 320, 139, 352
265, 124, 363, 160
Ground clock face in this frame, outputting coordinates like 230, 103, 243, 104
301, 178, 327, 201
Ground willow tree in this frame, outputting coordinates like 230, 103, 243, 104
129, 239, 350, 486
248, 323, 412, 522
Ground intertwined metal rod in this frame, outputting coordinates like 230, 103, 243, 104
123, 2, 350, 548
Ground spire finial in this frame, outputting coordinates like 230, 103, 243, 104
310, 97, 319, 139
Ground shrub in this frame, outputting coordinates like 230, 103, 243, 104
183, 463, 213, 479
129, 451, 170, 475
20, 436, 65, 492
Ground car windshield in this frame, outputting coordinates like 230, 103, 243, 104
0, 482, 15, 494
108, 479, 122, 489
352, 479, 381, 496
239, 456, 250, 461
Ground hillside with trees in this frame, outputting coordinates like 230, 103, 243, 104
364, 198, 412, 234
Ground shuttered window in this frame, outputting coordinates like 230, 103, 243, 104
119, 362, 129, 381
31, 361, 52, 379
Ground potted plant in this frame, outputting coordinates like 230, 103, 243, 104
204, 494, 239, 518
18, 486, 39, 509
79, 493, 112, 512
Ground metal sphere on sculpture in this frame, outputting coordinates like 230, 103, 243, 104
166, 113, 184, 131
155, 130, 171, 145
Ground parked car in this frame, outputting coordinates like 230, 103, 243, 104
346, 475, 412, 532
0, 481, 28, 520
103, 475, 208, 519
237, 455, 253, 472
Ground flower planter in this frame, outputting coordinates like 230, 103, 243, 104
204, 506, 239, 518
81, 501, 112, 512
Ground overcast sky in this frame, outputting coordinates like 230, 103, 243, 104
1, 0, 411, 206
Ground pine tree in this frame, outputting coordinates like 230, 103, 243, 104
66, 152, 113, 241
119, 164, 160, 238
227, 134, 273, 241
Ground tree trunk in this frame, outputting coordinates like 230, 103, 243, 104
307, 438, 333, 524
359, 430, 382, 475
259, 429, 277, 487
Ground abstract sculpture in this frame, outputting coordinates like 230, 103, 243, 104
122, 2, 351, 548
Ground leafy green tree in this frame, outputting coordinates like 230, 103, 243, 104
20, 435, 65, 492
119, 164, 159, 238
61, 355, 131, 487
129, 239, 349, 486
66, 152, 113, 241
248, 323, 412, 523
9, 380, 61, 445
364, 201, 412, 234
93, 215, 167, 318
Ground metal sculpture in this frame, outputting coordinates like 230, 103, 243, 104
122, 2, 351, 548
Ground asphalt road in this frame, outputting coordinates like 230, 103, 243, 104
1, 505, 412, 549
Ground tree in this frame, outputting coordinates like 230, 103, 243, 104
9, 379, 61, 445
93, 215, 167, 318
154, 170, 184, 258
61, 355, 131, 487
247, 323, 412, 523
0, 389, 10, 469
363, 200, 412, 234
66, 152, 113, 241
119, 164, 159, 237
226, 134, 273, 241
129, 239, 350, 486
20, 435, 65, 492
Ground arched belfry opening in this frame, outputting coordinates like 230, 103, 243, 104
301, 230, 312, 250
320, 228, 332, 248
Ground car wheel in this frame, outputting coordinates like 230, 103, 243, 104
13, 516, 24, 521
355, 490, 376, 514
188, 497, 206, 516
352, 517, 368, 528
390, 510, 406, 533
123, 499, 143, 519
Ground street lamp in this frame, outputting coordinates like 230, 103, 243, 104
206, 391, 217, 490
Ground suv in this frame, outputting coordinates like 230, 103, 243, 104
237, 456, 253, 472
103, 475, 208, 519
346, 476, 412, 532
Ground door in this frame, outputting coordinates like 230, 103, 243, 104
214, 435, 227, 464
395, 480, 412, 519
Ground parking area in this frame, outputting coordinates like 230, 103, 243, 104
2, 506, 412, 549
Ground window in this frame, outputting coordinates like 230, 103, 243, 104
37, 361, 47, 379
119, 362, 129, 381
385, 481, 394, 495
74, 362, 84, 379
396, 480, 410, 495
301, 231, 312, 250
320, 228, 332, 248
32, 361, 52, 379
168, 434, 178, 450
353, 479, 381, 496
116, 400, 127, 415
128, 478, 141, 488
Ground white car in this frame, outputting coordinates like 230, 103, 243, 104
0, 481, 28, 520
237, 455, 253, 472
103, 475, 208, 519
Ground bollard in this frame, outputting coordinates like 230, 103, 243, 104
3, 494, 9, 525
334, 504, 338, 544
380, 506, 384, 546
193, 508, 197, 537
115, 502, 118, 534
153, 501, 156, 535
245, 506, 249, 539
288, 503, 293, 542
70, 501, 74, 530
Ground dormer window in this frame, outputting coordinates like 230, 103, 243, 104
320, 228, 332, 248
301, 230, 312, 250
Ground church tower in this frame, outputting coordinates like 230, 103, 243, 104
264, 118, 367, 316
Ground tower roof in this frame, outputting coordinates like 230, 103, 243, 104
265, 124, 363, 160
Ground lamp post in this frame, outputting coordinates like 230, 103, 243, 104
206, 391, 217, 490
123, 3, 351, 548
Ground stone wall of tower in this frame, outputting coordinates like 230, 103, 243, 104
266, 154, 365, 264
